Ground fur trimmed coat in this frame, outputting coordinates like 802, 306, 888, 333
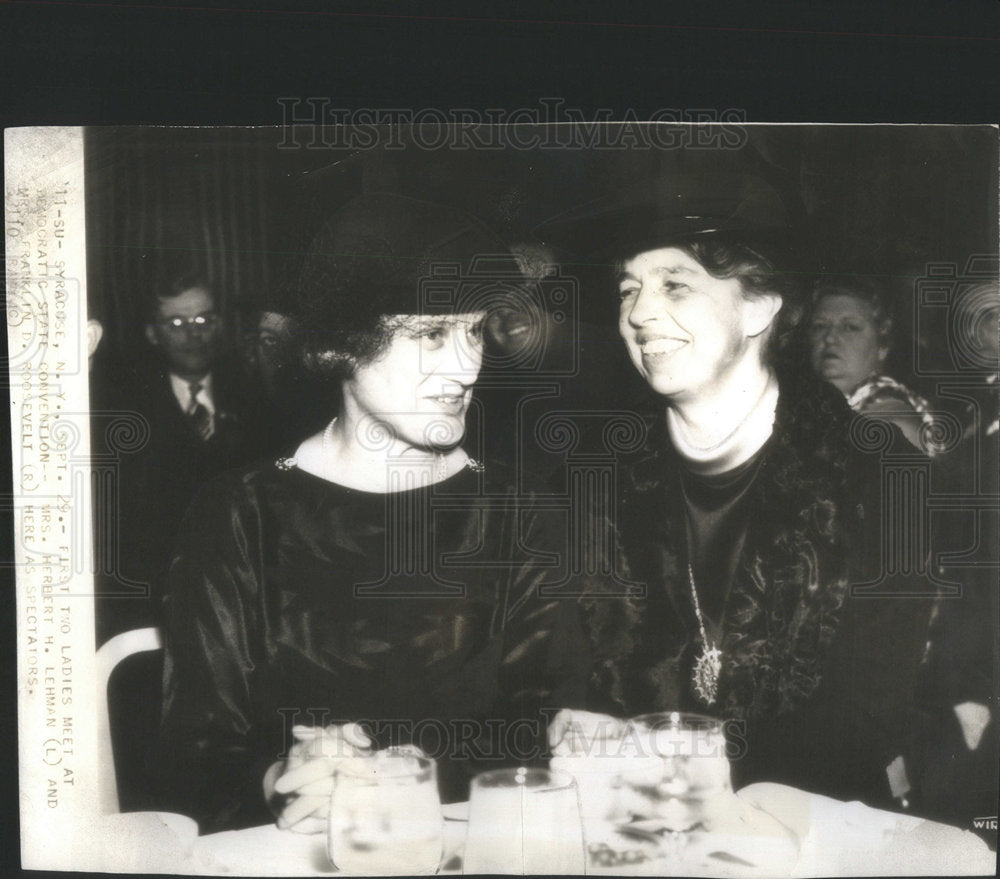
610, 372, 935, 806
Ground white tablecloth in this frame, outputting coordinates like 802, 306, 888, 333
94, 784, 995, 876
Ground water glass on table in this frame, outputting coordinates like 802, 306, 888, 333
550, 717, 652, 831
621, 712, 733, 834
327, 748, 443, 875
463, 767, 586, 874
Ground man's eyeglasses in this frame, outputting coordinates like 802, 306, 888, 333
157, 313, 219, 332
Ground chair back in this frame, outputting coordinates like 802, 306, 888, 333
96, 627, 162, 813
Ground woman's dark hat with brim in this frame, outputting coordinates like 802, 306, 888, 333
296, 191, 525, 321
533, 171, 797, 268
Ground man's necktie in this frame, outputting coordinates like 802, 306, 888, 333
186, 381, 213, 440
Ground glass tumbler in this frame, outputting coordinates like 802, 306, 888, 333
327, 749, 443, 875
463, 767, 585, 875
549, 722, 638, 831
621, 712, 732, 833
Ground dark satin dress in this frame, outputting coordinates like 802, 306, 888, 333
153, 458, 592, 833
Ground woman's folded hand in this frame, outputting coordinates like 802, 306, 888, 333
547, 708, 626, 757
265, 723, 372, 833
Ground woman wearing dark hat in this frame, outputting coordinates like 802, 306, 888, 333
543, 174, 936, 808
152, 193, 625, 834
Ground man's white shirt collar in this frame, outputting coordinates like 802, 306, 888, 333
169, 372, 215, 416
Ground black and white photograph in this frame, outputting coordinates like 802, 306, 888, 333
6, 119, 998, 875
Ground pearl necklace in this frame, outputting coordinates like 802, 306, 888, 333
667, 374, 778, 475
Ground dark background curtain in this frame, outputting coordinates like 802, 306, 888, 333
83, 124, 997, 395
86, 128, 292, 359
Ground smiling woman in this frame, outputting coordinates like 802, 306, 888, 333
616, 246, 782, 407
150, 193, 630, 835
538, 174, 937, 810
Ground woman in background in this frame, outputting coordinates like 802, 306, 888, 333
808, 277, 941, 454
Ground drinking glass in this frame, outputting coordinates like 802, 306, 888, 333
621, 712, 732, 833
463, 767, 585, 875
549, 720, 645, 831
327, 749, 443, 875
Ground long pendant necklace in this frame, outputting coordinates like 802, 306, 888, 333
681, 484, 723, 706
687, 562, 722, 706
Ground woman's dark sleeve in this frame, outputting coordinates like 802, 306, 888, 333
776, 449, 937, 806
924, 445, 998, 708
496, 493, 642, 748
151, 475, 274, 833
492, 498, 586, 749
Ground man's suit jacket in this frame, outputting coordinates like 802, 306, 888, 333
99, 357, 266, 636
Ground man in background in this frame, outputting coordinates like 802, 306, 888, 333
113, 274, 263, 629
143, 275, 233, 448
91, 275, 263, 810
